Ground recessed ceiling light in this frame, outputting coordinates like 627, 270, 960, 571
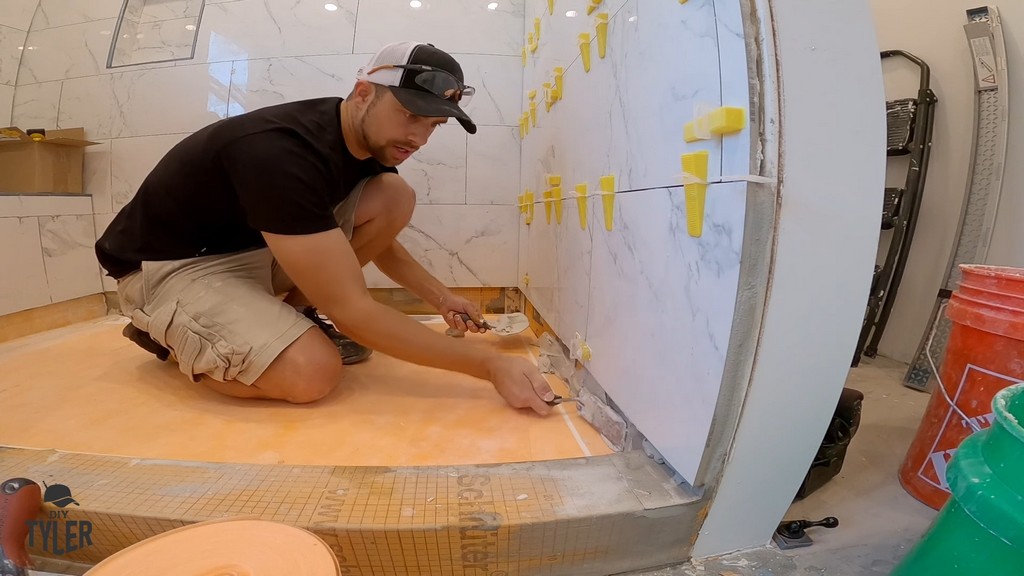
487, 2, 498, 9
185, 24, 196, 30
565, 10, 577, 17
324, 2, 338, 10
410, 0, 422, 7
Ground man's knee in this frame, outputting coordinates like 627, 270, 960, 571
255, 329, 344, 404
371, 173, 415, 225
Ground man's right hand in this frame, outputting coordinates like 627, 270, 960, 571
486, 356, 556, 416
263, 228, 559, 416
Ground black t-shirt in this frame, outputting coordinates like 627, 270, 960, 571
95, 97, 396, 279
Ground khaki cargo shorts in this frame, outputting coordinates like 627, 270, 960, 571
115, 179, 370, 385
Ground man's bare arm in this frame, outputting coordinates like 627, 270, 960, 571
263, 228, 554, 414
373, 239, 448, 309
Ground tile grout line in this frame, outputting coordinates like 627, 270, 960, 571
522, 339, 591, 457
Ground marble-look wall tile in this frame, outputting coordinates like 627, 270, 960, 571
140, 0, 203, 23
11, 80, 61, 127
714, 0, 752, 177
85, 139, 112, 214
227, 55, 365, 116
522, 199, 558, 325
467, 126, 520, 205
16, 18, 118, 84
110, 133, 189, 210
123, 17, 200, 65
0, 84, 12, 125
354, 0, 525, 57
401, 125, 467, 205
606, 0, 723, 190
396, 205, 519, 287
58, 62, 231, 139
0, 217, 51, 316
517, 211, 529, 291
0, 25, 26, 86
33, 0, 121, 30
39, 214, 103, 303
585, 182, 747, 481
552, 194, 593, 342
93, 212, 116, 291
0, 194, 91, 217
455, 55, 522, 127
0, 0, 40, 32
192, 0, 358, 64
523, 0, 723, 197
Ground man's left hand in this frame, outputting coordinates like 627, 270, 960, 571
439, 294, 487, 334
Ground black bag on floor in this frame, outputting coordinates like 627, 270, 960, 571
795, 387, 864, 499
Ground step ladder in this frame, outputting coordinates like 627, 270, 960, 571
852, 50, 937, 368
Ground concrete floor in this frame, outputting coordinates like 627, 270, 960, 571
630, 355, 939, 576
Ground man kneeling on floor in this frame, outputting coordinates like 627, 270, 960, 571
95, 42, 555, 415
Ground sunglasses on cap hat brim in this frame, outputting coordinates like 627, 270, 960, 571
361, 64, 478, 134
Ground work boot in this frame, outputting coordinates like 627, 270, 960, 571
301, 306, 373, 365
122, 323, 170, 361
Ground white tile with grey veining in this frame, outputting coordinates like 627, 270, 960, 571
140, 0, 203, 23
16, 19, 118, 84
93, 212, 117, 291
112, 63, 231, 136
111, 133, 189, 210
394, 205, 519, 287
192, 0, 357, 64
0, 0, 39, 32
0, 194, 92, 218
227, 55, 366, 116
467, 126, 520, 205
32, 0, 122, 30
603, 0, 723, 191
39, 214, 103, 303
522, 195, 558, 325
714, 0, 752, 177
401, 125, 467, 205
552, 192, 593, 342
85, 140, 112, 214
58, 62, 231, 140
0, 85, 12, 125
0, 217, 50, 316
585, 182, 747, 482
517, 213, 529, 292
11, 80, 62, 128
454, 55, 522, 127
118, 18, 200, 65
56, 74, 115, 138
0, 25, 26, 86
354, 0, 524, 57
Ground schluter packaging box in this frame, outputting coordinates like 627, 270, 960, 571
0, 127, 100, 194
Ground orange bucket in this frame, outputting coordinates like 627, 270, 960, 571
899, 265, 1024, 510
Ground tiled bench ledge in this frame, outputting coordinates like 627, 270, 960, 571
0, 193, 94, 218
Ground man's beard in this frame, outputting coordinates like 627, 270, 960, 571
358, 107, 404, 166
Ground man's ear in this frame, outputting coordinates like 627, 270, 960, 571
352, 80, 376, 106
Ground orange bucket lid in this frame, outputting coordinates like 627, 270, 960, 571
85, 518, 340, 575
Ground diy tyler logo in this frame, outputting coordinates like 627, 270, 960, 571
0, 477, 94, 575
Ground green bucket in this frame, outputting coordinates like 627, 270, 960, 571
891, 382, 1024, 575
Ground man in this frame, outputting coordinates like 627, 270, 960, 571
95, 42, 555, 415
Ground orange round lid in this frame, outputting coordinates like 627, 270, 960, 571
85, 518, 340, 576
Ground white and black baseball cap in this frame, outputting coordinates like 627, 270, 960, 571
356, 42, 478, 135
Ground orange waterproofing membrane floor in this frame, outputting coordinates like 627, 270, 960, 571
0, 316, 612, 466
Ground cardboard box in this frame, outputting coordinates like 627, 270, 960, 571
0, 127, 100, 194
